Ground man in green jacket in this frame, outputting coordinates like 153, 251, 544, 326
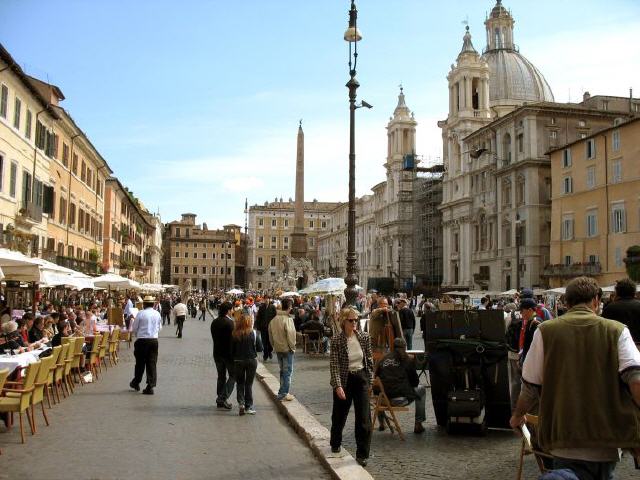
269, 297, 297, 401
510, 276, 640, 479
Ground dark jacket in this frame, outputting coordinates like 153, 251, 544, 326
160, 300, 171, 312
29, 327, 44, 344
602, 298, 640, 342
255, 302, 276, 331
398, 307, 416, 330
231, 330, 263, 361
374, 352, 419, 400
210, 315, 234, 360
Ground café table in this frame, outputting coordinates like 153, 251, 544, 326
0, 349, 44, 375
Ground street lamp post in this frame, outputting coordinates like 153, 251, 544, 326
515, 213, 521, 291
397, 240, 402, 291
343, 0, 362, 306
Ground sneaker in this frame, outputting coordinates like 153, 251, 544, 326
238, 406, 245, 416
331, 446, 341, 454
284, 393, 294, 401
216, 401, 232, 410
356, 457, 367, 467
129, 380, 140, 392
414, 422, 425, 434
142, 386, 154, 395
245, 407, 256, 415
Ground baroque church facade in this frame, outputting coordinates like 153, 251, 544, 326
439, 0, 625, 291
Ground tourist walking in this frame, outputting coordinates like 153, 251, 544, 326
602, 278, 640, 342
330, 307, 374, 467
231, 312, 263, 416
160, 295, 172, 326
510, 277, 640, 478
199, 298, 209, 321
130, 295, 162, 395
269, 297, 296, 401
211, 302, 235, 409
173, 298, 188, 338
256, 296, 276, 361
397, 298, 416, 350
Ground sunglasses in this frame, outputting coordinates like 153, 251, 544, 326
346, 318, 358, 323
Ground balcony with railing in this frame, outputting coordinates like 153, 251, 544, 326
55, 255, 99, 275
541, 262, 602, 278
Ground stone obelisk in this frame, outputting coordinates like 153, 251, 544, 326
290, 121, 308, 259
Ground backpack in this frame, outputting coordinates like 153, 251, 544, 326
505, 312, 521, 353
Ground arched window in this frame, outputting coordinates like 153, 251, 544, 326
494, 27, 502, 48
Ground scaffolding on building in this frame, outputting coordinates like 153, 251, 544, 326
404, 154, 444, 295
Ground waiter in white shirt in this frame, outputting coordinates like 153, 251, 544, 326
130, 295, 162, 395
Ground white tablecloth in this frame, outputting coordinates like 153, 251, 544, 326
0, 350, 42, 374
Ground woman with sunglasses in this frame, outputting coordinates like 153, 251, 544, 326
329, 307, 373, 467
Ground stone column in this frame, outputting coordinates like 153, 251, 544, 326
291, 123, 308, 259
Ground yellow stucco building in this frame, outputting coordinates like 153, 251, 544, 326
547, 116, 640, 286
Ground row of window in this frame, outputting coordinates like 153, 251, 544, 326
562, 132, 621, 170
56, 195, 103, 240
173, 266, 232, 275
255, 235, 315, 248
1, 83, 104, 198
562, 160, 623, 194
1, 84, 33, 141
174, 251, 231, 259
256, 217, 327, 229
563, 247, 625, 269
561, 204, 630, 240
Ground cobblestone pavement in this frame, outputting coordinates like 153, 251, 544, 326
1, 312, 329, 480
264, 328, 638, 480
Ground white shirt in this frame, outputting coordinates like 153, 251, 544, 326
131, 307, 162, 339
347, 334, 363, 372
173, 303, 188, 317
124, 299, 134, 316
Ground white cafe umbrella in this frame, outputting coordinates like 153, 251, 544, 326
226, 288, 244, 295
93, 273, 141, 290
280, 291, 301, 298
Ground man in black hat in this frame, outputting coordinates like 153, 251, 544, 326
130, 295, 162, 395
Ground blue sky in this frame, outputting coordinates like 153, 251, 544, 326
2, 0, 639, 228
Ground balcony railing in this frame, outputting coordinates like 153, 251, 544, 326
55, 255, 99, 275
17, 201, 43, 224
541, 262, 602, 278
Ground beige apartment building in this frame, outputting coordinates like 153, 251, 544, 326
547, 117, 640, 287
33, 79, 113, 274
247, 199, 338, 290
102, 178, 155, 281
164, 213, 244, 291
0, 45, 58, 256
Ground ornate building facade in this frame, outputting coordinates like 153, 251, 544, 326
439, 0, 627, 291
318, 88, 418, 292
246, 199, 337, 290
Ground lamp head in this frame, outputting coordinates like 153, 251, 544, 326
344, 1, 362, 42
361, 100, 373, 109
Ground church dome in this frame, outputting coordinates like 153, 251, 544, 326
481, 49, 554, 104
481, 0, 554, 105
